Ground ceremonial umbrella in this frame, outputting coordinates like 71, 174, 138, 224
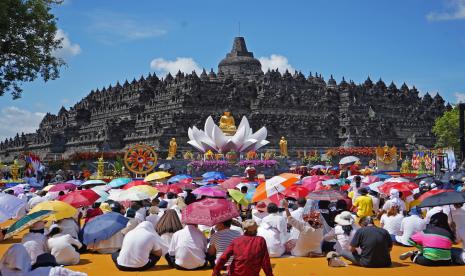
307, 190, 345, 202
122, 180, 148, 190
126, 186, 158, 198
58, 190, 100, 208
378, 182, 418, 196
282, 186, 310, 199
108, 178, 132, 188
144, 171, 171, 182
227, 189, 249, 206
4, 210, 52, 239
167, 174, 192, 184
193, 187, 227, 198
181, 198, 240, 226
220, 177, 243, 189
80, 212, 129, 245
0, 193, 26, 222
29, 200, 77, 221
418, 191, 465, 208
49, 183, 77, 192
339, 156, 360, 165
418, 190, 454, 202
202, 171, 226, 181
154, 184, 183, 194
82, 180, 107, 186
252, 173, 300, 202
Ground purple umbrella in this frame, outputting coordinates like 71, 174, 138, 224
192, 187, 226, 198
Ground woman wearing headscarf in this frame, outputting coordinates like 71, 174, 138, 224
47, 225, 82, 265
400, 212, 455, 266
383, 189, 406, 213
112, 221, 168, 271
324, 211, 358, 254
0, 244, 31, 276
155, 209, 183, 245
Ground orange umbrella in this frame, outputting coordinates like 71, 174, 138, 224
252, 173, 300, 202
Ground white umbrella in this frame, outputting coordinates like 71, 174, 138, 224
368, 181, 385, 193
0, 193, 26, 222
82, 180, 107, 186
108, 190, 151, 201
339, 156, 360, 165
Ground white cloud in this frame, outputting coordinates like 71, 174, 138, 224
53, 29, 81, 59
0, 107, 45, 141
258, 54, 296, 74
150, 57, 201, 76
88, 11, 166, 43
427, 0, 465, 21
455, 92, 465, 103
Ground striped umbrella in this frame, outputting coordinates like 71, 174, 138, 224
252, 173, 300, 202
4, 210, 52, 239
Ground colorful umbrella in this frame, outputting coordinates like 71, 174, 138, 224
301, 175, 330, 192
362, 176, 380, 185
108, 178, 132, 188
42, 185, 55, 192
322, 179, 343, 186
4, 210, 52, 239
252, 173, 300, 202
58, 190, 100, 208
193, 187, 227, 198
66, 180, 84, 185
378, 182, 418, 196
181, 198, 240, 226
108, 189, 151, 201
373, 174, 392, 180
82, 180, 107, 186
144, 171, 171, 182
368, 181, 385, 193
227, 189, 249, 206
80, 212, 129, 245
49, 183, 77, 192
122, 180, 149, 190
383, 177, 410, 184
282, 186, 310, 199
172, 180, 196, 190
311, 165, 326, 170
4, 186, 24, 196
0, 193, 26, 222
126, 186, 158, 198
339, 156, 360, 165
202, 171, 226, 180
29, 200, 77, 221
307, 190, 345, 202
91, 187, 109, 203
167, 174, 193, 184
220, 177, 243, 189
418, 189, 453, 202
154, 184, 182, 194
418, 191, 465, 208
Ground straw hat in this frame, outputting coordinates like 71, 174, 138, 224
242, 219, 258, 231
334, 211, 354, 226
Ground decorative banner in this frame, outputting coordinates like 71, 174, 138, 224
375, 145, 397, 171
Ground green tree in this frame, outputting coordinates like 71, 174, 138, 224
432, 107, 460, 151
0, 0, 64, 99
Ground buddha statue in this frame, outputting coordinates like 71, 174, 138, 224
10, 159, 19, 181
219, 111, 237, 136
167, 137, 177, 160
279, 136, 288, 157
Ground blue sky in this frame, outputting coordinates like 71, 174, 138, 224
1, 0, 465, 140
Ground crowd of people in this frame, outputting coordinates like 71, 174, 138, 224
0, 170, 465, 275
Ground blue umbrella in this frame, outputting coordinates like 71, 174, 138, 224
108, 178, 132, 188
167, 174, 193, 184
373, 174, 391, 180
202, 171, 226, 180
80, 212, 129, 245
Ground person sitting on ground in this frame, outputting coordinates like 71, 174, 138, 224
208, 219, 241, 268
112, 221, 167, 271
283, 200, 324, 257
352, 188, 373, 218
167, 222, 208, 270
380, 204, 404, 238
145, 206, 160, 229
47, 225, 82, 265
400, 212, 455, 266
26, 253, 87, 276
84, 202, 103, 223
394, 207, 426, 246
257, 203, 288, 257
251, 201, 268, 225
21, 221, 48, 264
55, 217, 80, 239
122, 208, 139, 234
324, 211, 358, 254
368, 190, 380, 215
155, 209, 183, 246
0, 244, 32, 275
383, 189, 406, 213
341, 216, 392, 267
289, 198, 307, 240
451, 203, 465, 247
212, 219, 273, 276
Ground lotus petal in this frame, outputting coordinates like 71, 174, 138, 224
253, 140, 270, 151
204, 116, 216, 140
212, 125, 229, 153
249, 127, 267, 142
187, 140, 205, 152
192, 126, 216, 150
239, 138, 258, 152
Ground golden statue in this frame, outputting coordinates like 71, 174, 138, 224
167, 137, 177, 160
10, 159, 20, 181
205, 150, 214, 160
97, 156, 105, 179
279, 136, 288, 157
183, 151, 193, 160
375, 144, 397, 164
219, 111, 236, 136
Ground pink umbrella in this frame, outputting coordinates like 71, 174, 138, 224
301, 175, 331, 192
193, 187, 227, 198
122, 180, 149, 190
220, 177, 243, 190
362, 176, 380, 185
182, 198, 240, 226
49, 183, 77, 192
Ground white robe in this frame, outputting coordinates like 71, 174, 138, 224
0, 244, 32, 276
56, 218, 80, 239
22, 232, 48, 263
47, 234, 82, 265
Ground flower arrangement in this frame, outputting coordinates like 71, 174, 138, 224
237, 160, 278, 168
188, 160, 230, 171
326, 147, 375, 157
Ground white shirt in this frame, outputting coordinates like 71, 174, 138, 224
161, 232, 174, 246
395, 215, 426, 246
251, 209, 268, 225
380, 213, 404, 235
168, 225, 207, 269
451, 206, 465, 246
257, 222, 285, 257
287, 216, 323, 256
21, 232, 48, 263
117, 222, 167, 268
25, 266, 88, 276
425, 206, 451, 224
261, 213, 288, 243
47, 234, 82, 265
383, 199, 407, 212
145, 214, 160, 229
289, 207, 304, 239
324, 225, 358, 254
56, 218, 79, 239
369, 195, 380, 213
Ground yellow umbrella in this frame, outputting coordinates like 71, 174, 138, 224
144, 171, 171, 182
127, 186, 158, 198
227, 189, 249, 206
42, 185, 55, 192
29, 200, 77, 221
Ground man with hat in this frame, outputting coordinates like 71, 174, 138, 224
212, 219, 273, 276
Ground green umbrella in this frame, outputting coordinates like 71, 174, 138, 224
5, 210, 52, 239
227, 189, 249, 206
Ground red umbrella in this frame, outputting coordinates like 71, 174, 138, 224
122, 180, 149, 190
418, 189, 453, 202
172, 180, 196, 190
155, 184, 182, 194
282, 186, 310, 199
220, 177, 243, 189
49, 183, 77, 192
378, 182, 418, 196
307, 190, 344, 202
58, 190, 100, 208
301, 175, 330, 192
181, 198, 239, 226
362, 176, 380, 185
